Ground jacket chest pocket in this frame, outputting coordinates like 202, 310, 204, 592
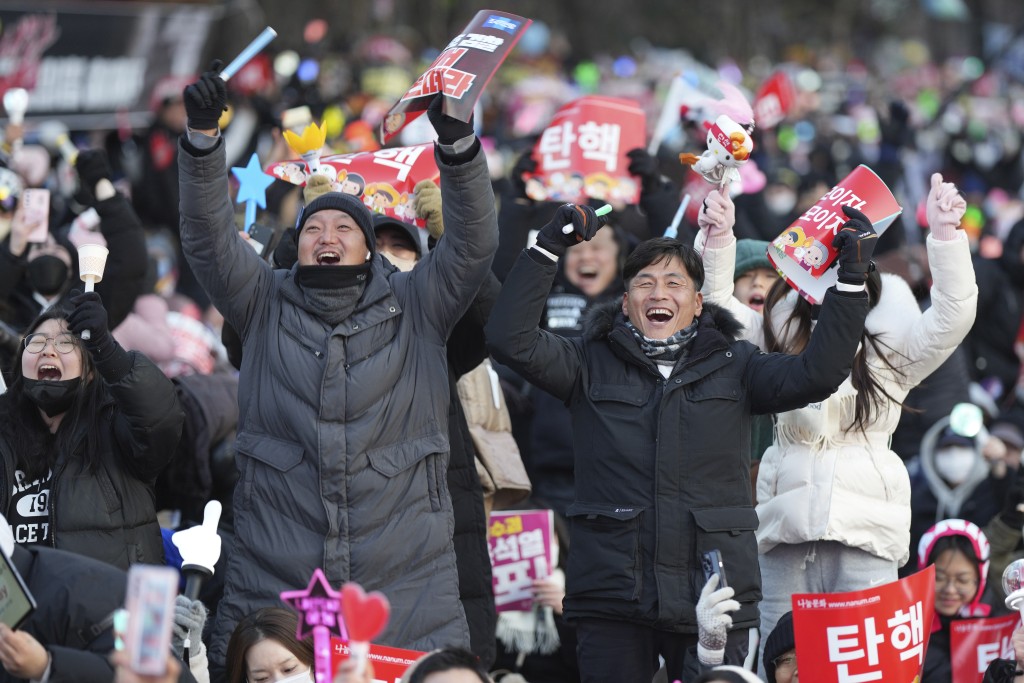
588, 383, 650, 416
366, 431, 449, 513
235, 431, 304, 509
685, 377, 741, 402
691, 506, 760, 605
566, 503, 645, 602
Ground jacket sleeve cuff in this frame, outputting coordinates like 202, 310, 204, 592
697, 642, 725, 666
435, 136, 481, 165
93, 340, 135, 384
180, 131, 221, 158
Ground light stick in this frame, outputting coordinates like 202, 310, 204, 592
664, 194, 691, 239
77, 244, 109, 340
220, 28, 278, 81
561, 204, 613, 235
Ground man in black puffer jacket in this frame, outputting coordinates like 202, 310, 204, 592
486, 207, 873, 682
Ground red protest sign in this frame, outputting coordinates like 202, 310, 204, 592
331, 639, 424, 683
381, 10, 531, 143
768, 164, 902, 304
525, 96, 646, 205
792, 566, 935, 683
951, 614, 1020, 683
489, 510, 557, 612
265, 144, 439, 229
754, 71, 797, 129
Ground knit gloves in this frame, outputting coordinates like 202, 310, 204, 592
171, 595, 208, 659
414, 180, 444, 240
698, 183, 736, 249
926, 172, 967, 242
696, 574, 739, 666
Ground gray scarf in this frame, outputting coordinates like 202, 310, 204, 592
625, 319, 698, 367
302, 283, 365, 327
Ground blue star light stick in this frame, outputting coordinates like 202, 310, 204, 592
231, 153, 275, 232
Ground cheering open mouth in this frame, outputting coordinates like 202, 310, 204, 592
645, 307, 674, 323
316, 250, 341, 265
36, 363, 62, 381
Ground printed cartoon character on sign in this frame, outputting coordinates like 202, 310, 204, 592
336, 170, 367, 197
679, 114, 753, 188
584, 172, 617, 201
273, 162, 307, 185
393, 193, 418, 223
365, 182, 401, 214
774, 226, 813, 250
796, 239, 830, 272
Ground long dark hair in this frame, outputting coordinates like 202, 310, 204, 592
762, 274, 913, 434
0, 303, 106, 478
225, 608, 314, 683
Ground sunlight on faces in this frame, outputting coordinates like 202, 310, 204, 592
21, 318, 83, 382
933, 548, 979, 617
622, 256, 702, 340
297, 209, 369, 267
375, 226, 419, 273
565, 226, 619, 297
244, 638, 310, 683
733, 266, 779, 313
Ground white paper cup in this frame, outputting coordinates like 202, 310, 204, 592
77, 243, 109, 285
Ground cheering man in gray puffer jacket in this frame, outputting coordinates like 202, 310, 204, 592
177, 64, 497, 678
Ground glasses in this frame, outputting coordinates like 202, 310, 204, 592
774, 652, 797, 672
23, 333, 78, 355
936, 573, 978, 592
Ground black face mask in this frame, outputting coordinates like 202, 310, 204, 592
22, 377, 81, 417
26, 256, 69, 297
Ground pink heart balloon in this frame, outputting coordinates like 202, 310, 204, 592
341, 582, 391, 643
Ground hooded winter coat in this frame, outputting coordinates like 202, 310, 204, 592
486, 248, 869, 632
177, 139, 497, 665
699, 233, 978, 566
0, 350, 182, 569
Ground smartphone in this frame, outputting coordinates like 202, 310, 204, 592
0, 550, 36, 630
17, 188, 50, 244
124, 565, 178, 676
247, 223, 275, 258
701, 549, 728, 589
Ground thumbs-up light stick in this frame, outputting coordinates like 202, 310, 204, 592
76, 244, 109, 341
3, 88, 29, 155
172, 500, 223, 600
220, 27, 278, 81
561, 203, 613, 235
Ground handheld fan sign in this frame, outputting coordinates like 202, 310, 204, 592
77, 244, 109, 341
341, 582, 391, 676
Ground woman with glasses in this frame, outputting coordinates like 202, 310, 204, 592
0, 290, 182, 569
917, 518, 992, 682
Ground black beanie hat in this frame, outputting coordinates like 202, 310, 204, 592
297, 192, 376, 255
762, 611, 796, 683
372, 214, 422, 259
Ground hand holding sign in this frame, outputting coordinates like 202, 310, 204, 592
426, 94, 474, 146
340, 582, 390, 677
832, 206, 878, 285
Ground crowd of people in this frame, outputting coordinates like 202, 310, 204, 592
2, 16, 1024, 683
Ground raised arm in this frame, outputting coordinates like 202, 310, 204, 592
486, 204, 605, 401
694, 184, 764, 347
404, 96, 498, 338
67, 291, 183, 482
177, 66, 274, 338
894, 174, 978, 387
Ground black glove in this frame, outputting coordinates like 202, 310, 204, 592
510, 150, 538, 199
626, 148, 660, 194
427, 94, 474, 146
75, 150, 112, 194
66, 290, 132, 382
534, 203, 608, 258
183, 60, 228, 131
271, 228, 298, 270
1001, 468, 1024, 529
831, 205, 878, 285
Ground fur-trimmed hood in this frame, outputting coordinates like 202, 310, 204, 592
582, 298, 745, 342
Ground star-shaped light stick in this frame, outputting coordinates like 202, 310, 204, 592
281, 569, 348, 683
230, 153, 274, 233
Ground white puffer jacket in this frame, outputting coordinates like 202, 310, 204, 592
698, 232, 978, 566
